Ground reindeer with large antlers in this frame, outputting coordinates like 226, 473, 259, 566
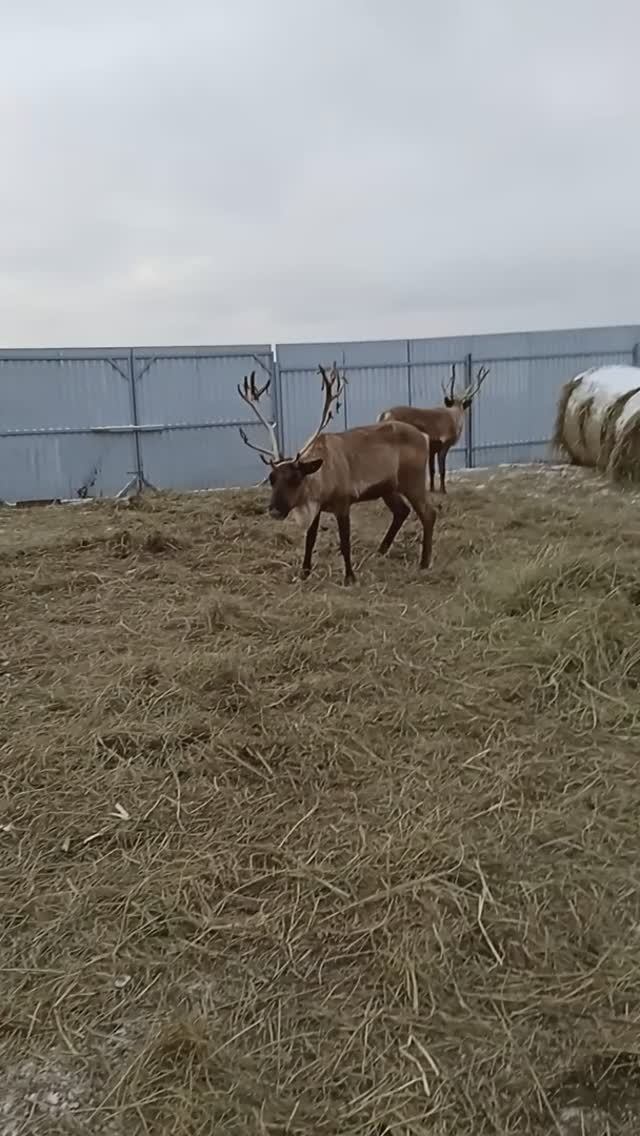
377, 363, 491, 494
237, 365, 436, 584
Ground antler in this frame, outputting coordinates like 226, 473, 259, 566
237, 371, 282, 464
461, 364, 491, 402
441, 364, 457, 401
297, 362, 347, 457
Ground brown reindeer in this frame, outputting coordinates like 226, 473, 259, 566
237, 366, 436, 584
377, 364, 490, 493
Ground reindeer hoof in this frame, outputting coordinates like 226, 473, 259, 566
344, 573, 356, 586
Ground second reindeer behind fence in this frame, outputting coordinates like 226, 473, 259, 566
377, 363, 490, 493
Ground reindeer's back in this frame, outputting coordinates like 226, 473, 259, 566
339, 420, 428, 483
379, 404, 459, 443
378, 406, 418, 425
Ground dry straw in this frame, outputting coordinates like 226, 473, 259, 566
575, 395, 595, 454
609, 407, 640, 484
597, 388, 640, 473
2, 467, 640, 1134
551, 374, 584, 458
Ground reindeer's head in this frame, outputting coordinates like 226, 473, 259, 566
442, 364, 490, 411
237, 363, 346, 521
266, 456, 323, 519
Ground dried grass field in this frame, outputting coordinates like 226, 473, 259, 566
2, 465, 640, 1135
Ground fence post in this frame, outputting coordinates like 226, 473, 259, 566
406, 339, 412, 404
127, 349, 146, 494
271, 348, 285, 455
633, 343, 640, 367
465, 352, 474, 468
341, 349, 349, 430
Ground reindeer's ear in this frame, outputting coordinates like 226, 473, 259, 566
462, 398, 472, 410
298, 458, 323, 477
444, 396, 455, 408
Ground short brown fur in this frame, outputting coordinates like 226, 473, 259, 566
237, 366, 436, 584
378, 363, 490, 493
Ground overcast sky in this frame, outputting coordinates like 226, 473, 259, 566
2, 0, 639, 348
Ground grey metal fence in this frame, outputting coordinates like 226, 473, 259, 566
470, 349, 634, 467
275, 326, 640, 471
2, 325, 639, 502
0, 349, 137, 502
1, 344, 274, 502
130, 346, 274, 492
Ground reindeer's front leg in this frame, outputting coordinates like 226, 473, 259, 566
300, 514, 320, 579
336, 512, 356, 585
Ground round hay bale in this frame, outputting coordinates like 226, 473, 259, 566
553, 365, 640, 472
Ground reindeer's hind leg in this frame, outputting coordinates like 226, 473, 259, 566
404, 487, 436, 570
378, 492, 411, 556
428, 449, 436, 493
336, 511, 356, 585
437, 447, 448, 494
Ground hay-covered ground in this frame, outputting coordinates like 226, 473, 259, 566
2, 465, 640, 1136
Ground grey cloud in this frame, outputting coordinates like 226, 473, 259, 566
1, 0, 639, 347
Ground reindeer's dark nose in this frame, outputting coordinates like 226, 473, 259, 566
269, 506, 285, 520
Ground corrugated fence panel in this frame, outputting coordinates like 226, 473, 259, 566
133, 347, 272, 424
409, 336, 471, 365
276, 338, 407, 370
472, 350, 634, 466
138, 422, 272, 492
278, 367, 347, 456
277, 331, 640, 470
467, 324, 640, 362
0, 432, 136, 503
276, 341, 410, 454
132, 346, 274, 490
2, 353, 131, 430
0, 351, 136, 501
343, 366, 410, 428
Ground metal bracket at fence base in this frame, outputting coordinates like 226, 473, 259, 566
115, 471, 157, 499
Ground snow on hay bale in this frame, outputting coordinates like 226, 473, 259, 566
552, 364, 640, 482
